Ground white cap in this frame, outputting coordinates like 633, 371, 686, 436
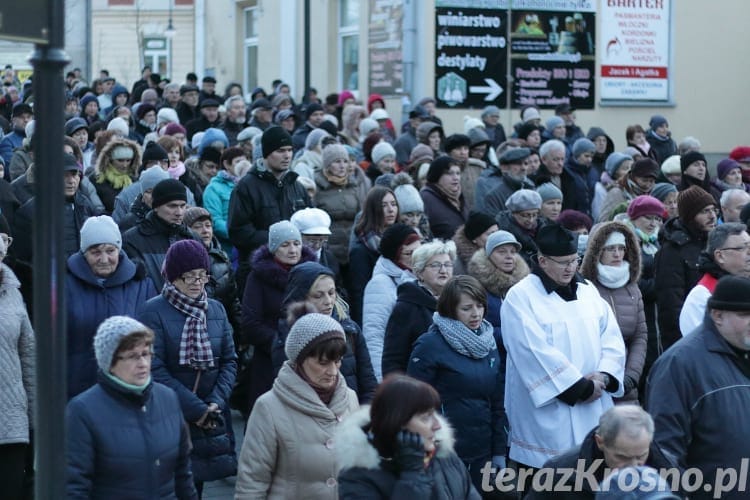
291, 208, 332, 235
370, 108, 389, 121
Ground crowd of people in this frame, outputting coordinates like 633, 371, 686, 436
1, 62, 750, 499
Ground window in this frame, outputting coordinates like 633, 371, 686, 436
243, 6, 259, 94
143, 37, 169, 78
338, 0, 359, 91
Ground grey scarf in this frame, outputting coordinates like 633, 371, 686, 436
432, 312, 496, 359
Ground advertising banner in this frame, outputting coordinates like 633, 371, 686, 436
509, 0, 596, 109
368, 0, 404, 96
434, 0, 509, 109
599, 0, 671, 101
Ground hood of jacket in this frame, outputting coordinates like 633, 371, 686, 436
0, 263, 21, 294
697, 251, 729, 279
467, 249, 530, 298
586, 127, 615, 158
273, 361, 353, 420
67, 250, 145, 287
580, 221, 641, 285
452, 224, 481, 265
659, 216, 705, 247
282, 261, 336, 306
95, 137, 142, 178
335, 406, 456, 472
251, 244, 317, 291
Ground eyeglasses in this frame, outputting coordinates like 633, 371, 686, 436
515, 211, 540, 221
545, 256, 581, 268
425, 262, 454, 270
302, 236, 329, 249
719, 243, 750, 253
117, 350, 153, 363
180, 273, 211, 284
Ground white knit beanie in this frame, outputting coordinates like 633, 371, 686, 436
94, 316, 150, 371
372, 142, 396, 165
285, 313, 345, 364
106, 117, 130, 137
394, 184, 424, 214
80, 215, 122, 252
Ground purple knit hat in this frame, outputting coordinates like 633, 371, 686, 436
716, 158, 742, 180
162, 240, 210, 283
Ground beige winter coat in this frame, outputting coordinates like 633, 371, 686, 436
235, 361, 359, 499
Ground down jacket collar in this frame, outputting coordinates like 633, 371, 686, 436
335, 406, 455, 472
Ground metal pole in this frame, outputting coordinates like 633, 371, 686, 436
29, 0, 69, 498
303, 0, 310, 98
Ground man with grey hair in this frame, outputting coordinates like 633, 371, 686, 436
221, 95, 248, 145
677, 136, 701, 156
476, 147, 534, 215
679, 222, 750, 334
525, 406, 675, 499
537, 139, 580, 212
720, 188, 750, 223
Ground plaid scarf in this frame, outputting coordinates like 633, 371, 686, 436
162, 282, 214, 369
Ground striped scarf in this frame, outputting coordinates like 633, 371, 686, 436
162, 282, 214, 369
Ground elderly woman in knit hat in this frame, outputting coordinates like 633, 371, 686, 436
592, 152, 633, 221
452, 210, 499, 276
581, 221, 647, 402
90, 137, 141, 214
655, 185, 718, 351
138, 239, 238, 494
711, 158, 749, 201
292, 128, 331, 181
392, 172, 432, 240
407, 275, 506, 494
236, 310, 359, 498
240, 220, 316, 417
495, 188, 544, 266
537, 182, 563, 222
421, 156, 469, 240
467, 230, 529, 365
367, 141, 397, 184
598, 157, 659, 223
66, 215, 156, 399
650, 182, 678, 219
314, 144, 363, 267
66, 316, 197, 499
0, 234, 34, 500
362, 223, 421, 381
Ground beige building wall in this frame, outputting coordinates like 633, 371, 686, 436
89, 0, 749, 154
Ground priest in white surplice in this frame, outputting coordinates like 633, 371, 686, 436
500, 223, 626, 473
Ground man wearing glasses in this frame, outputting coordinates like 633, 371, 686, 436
499, 223, 626, 493
679, 223, 750, 335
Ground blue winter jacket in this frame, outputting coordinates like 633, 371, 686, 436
66, 373, 198, 499
407, 323, 507, 463
66, 251, 157, 399
138, 295, 238, 481
202, 173, 235, 253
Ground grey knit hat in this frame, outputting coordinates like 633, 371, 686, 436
372, 142, 396, 165
94, 316, 150, 371
321, 144, 349, 170
485, 230, 521, 255
268, 220, 301, 253
506, 189, 542, 212
285, 313, 345, 364
536, 182, 563, 202
139, 165, 170, 193
572, 138, 596, 159
80, 215, 122, 252
393, 183, 424, 214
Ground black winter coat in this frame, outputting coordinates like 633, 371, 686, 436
227, 165, 311, 262
240, 245, 316, 412
526, 427, 675, 499
66, 374, 198, 499
654, 217, 705, 350
381, 281, 436, 377
122, 211, 200, 291
494, 210, 541, 267
138, 294, 238, 482
205, 238, 242, 335
420, 184, 469, 240
118, 193, 150, 233
347, 237, 380, 326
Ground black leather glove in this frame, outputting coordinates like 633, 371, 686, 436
623, 375, 638, 394
394, 430, 426, 473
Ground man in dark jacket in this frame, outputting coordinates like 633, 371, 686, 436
0, 102, 32, 173
554, 103, 584, 146
654, 186, 717, 350
220, 95, 248, 146
647, 275, 750, 500
291, 102, 325, 153
227, 126, 311, 292
526, 405, 676, 499
186, 98, 222, 141
393, 105, 429, 166
122, 178, 199, 291
476, 147, 533, 215
176, 84, 200, 125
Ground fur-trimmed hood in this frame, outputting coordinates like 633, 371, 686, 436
94, 137, 141, 177
467, 249, 530, 298
335, 406, 455, 472
452, 225, 480, 265
580, 220, 641, 285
